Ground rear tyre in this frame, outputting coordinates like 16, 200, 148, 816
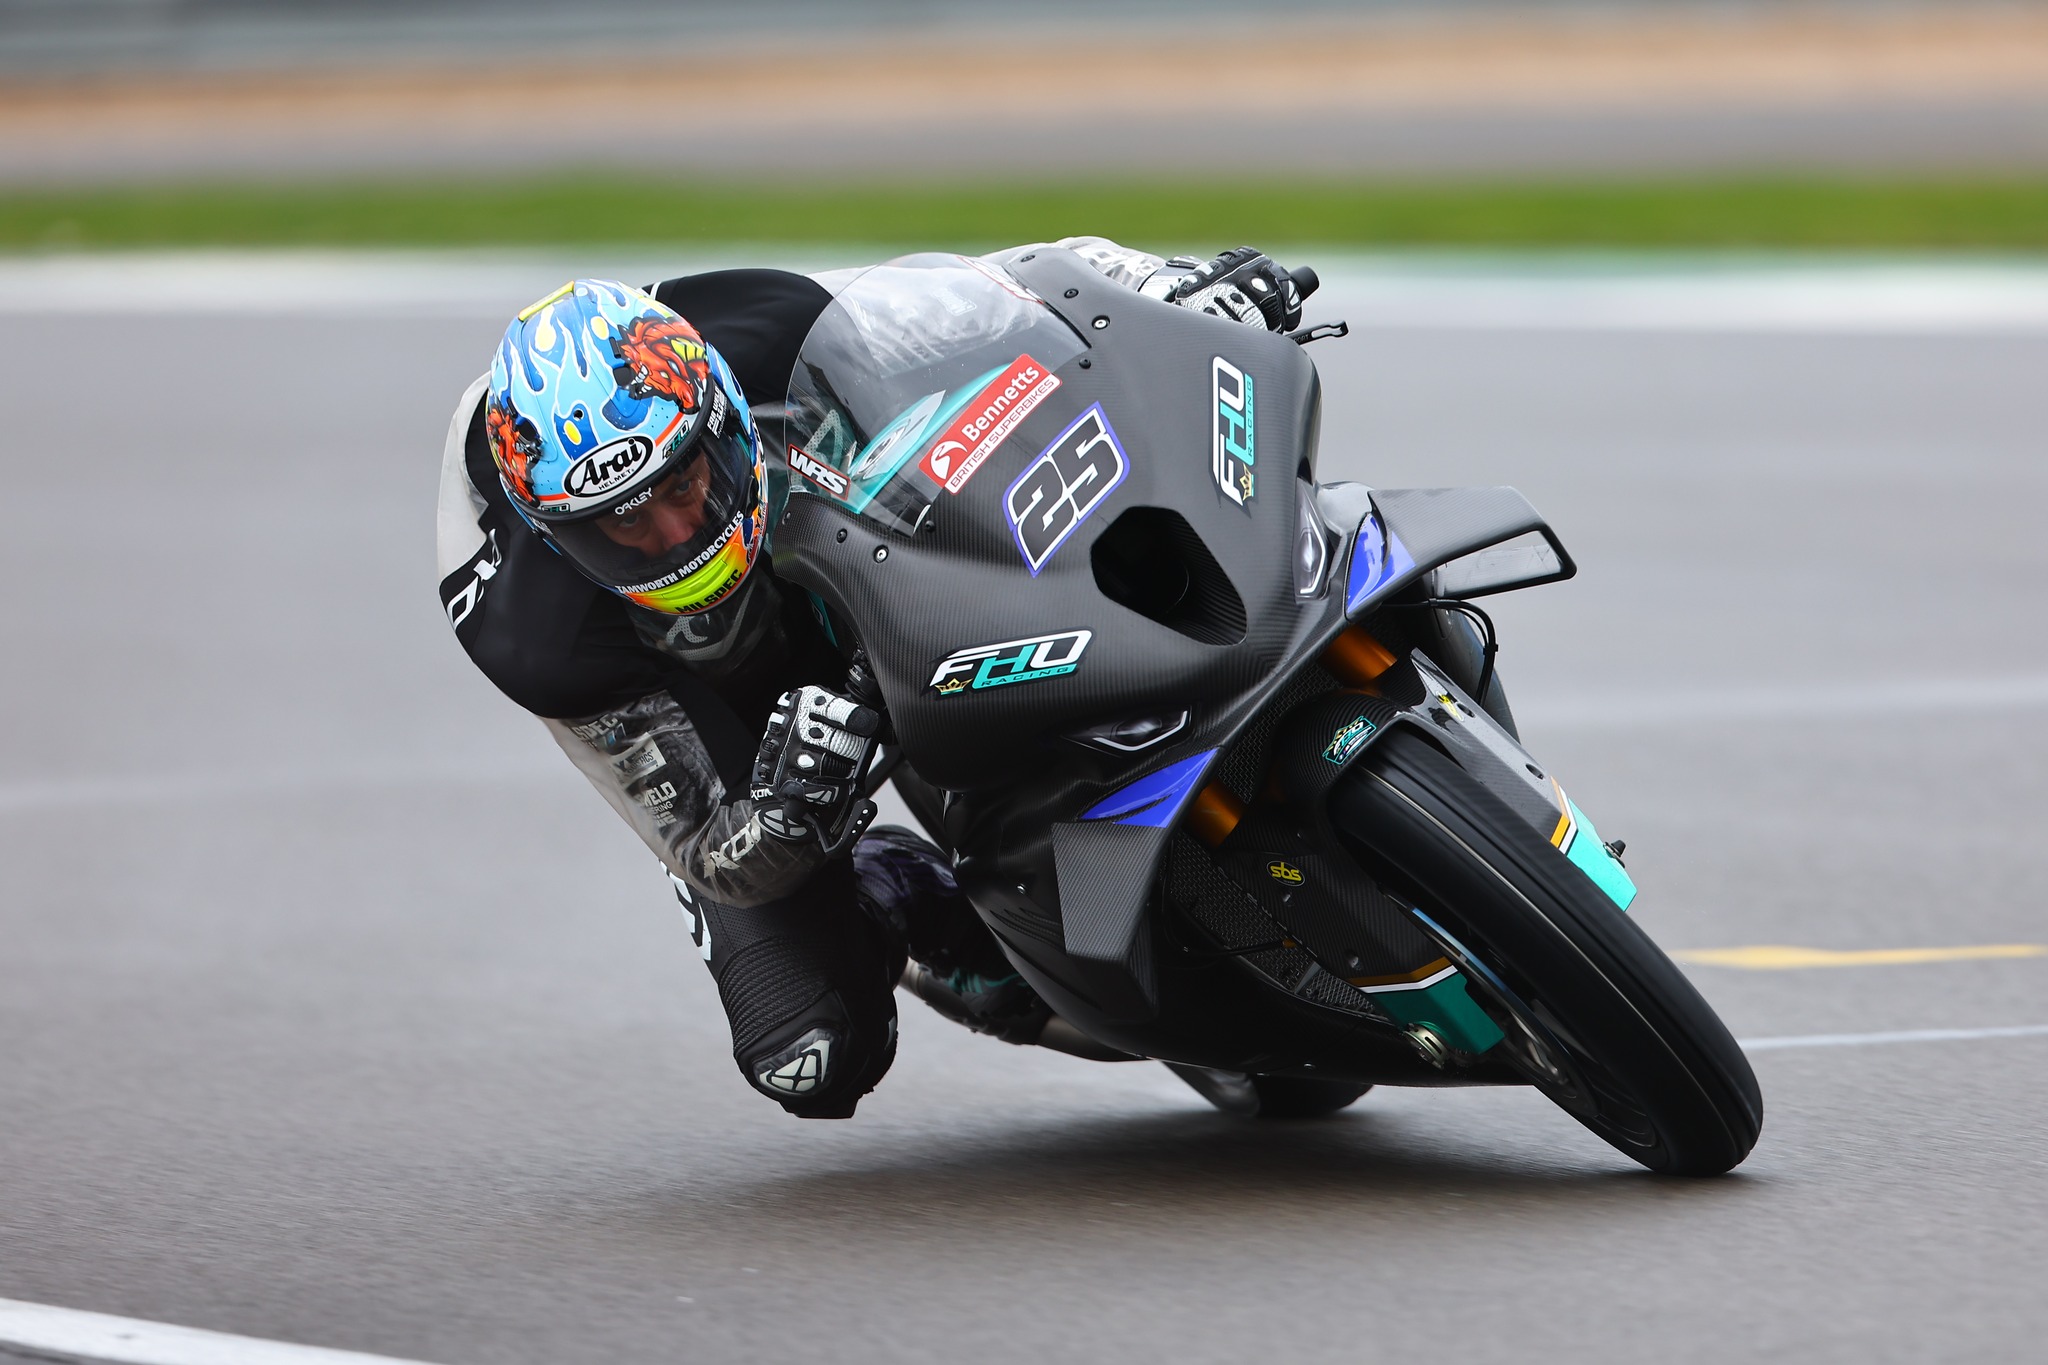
1331, 730, 1762, 1174
1166, 1063, 1371, 1119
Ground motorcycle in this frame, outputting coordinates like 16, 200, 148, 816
764, 248, 1761, 1174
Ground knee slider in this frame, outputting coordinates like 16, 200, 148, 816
737, 991, 897, 1119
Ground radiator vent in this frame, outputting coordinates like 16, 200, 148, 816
1091, 506, 1247, 646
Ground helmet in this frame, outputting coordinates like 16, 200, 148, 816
486, 279, 766, 615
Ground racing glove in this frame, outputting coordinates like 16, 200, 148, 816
1163, 247, 1304, 333
751, 685, 882, 855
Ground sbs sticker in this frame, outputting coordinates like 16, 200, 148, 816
1004, 404, 1128, 575
929, 630, 1091, 696
1212, 356, 1255, 510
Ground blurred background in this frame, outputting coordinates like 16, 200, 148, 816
3, 5, 2047, 1365
3, 0, 2048, 249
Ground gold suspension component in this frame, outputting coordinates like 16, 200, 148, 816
1186, 783, 1245, 847
1320, 626, 1398, 687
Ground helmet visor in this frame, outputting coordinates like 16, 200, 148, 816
548, 420, 762, 615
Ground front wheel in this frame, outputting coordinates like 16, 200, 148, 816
1331, 730, 1763, 1174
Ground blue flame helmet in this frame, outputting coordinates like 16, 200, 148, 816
486, 280, 765, 615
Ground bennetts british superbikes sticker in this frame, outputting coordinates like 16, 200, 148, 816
919, 354, 1060, 495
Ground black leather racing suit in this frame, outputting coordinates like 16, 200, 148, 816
435, 239, 1208, 1117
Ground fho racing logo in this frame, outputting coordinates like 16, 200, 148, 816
1212, 356, 1255, 510
929, 630, 1092, 696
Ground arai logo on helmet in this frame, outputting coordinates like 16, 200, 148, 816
564, 435, 654, 501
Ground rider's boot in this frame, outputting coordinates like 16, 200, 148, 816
854, 825, 1053, 1045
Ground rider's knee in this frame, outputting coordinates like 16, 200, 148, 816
701, 864, 905, 1119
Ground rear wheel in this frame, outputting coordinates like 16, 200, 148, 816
1166, 1064, 1372, 1119
1331, 730, 1762, 1174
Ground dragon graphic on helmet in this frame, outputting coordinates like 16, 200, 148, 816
611, 314, 711, 408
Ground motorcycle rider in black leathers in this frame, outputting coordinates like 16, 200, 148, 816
436, 239, 1306, 1117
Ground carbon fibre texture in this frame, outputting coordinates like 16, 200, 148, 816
1165, 832, 1390, 1023
772, 248, 1319, 795
1166, 831, 1282, 951
1053, 823, 1158, 960
1213, 663, 1340, 803
1369, 487, 1547, 577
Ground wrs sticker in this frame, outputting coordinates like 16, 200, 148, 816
929, 629, 1092, 696
919, 354, 1061, 495
1212, 356, 1255, 510
1004, 404, 1128, 575
787, 443, 849, 498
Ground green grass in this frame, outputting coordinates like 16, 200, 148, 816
6, 178, 2048, 252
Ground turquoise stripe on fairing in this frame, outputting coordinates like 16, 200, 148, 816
840, 365, 1004, 515
1564, 798, 1637, 911
1369, 975, 1505, 1054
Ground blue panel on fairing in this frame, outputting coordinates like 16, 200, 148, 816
1564, 798, 1637, 911
1080, 749, 1219, 827
1345, 509, 1416, 615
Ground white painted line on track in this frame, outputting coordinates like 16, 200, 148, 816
0, 249, 864, 318
5, 252, 2048, 333
1314, 264, 2048, 335
1740, 1023, 2048, 1052
0, 1297, 436, 1365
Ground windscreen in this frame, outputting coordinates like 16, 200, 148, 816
784, 254, 1087, 536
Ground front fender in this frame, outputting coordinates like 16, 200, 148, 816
1277, 650, 1637, 916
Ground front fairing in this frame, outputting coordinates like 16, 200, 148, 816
776, 249, 1324, 794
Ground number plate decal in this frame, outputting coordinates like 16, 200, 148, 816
1003, 403, 1129, 576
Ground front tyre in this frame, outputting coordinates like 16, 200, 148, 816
1331, 730, 1762, 1175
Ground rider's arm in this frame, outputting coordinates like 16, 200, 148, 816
436, 379, 829, 908
543, 698, 831, 906
986, 236, 1184, 297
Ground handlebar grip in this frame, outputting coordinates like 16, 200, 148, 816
1289, 265, 1320, 301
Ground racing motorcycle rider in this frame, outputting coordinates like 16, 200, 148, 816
436, 239, 1308, 1118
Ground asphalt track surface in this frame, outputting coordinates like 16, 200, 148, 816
2, 253, 2047, 1363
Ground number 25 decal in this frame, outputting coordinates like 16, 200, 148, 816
1004, 404, 1129, 576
